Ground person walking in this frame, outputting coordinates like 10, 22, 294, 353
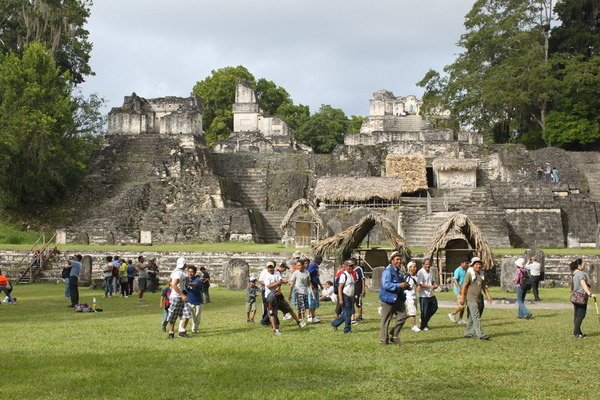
136, 256, 149, 302
0, 269, 15, 303
417, 258, 438, 331
331, 260, 356, 334
404, 261, 420, 332
569, 258, 596, 339
102, 256, 113, 298
199, 266, 211, 304
185, 265, 204, 334
290, 259, 313, 323
514, 258, 533, 319
379, 252, 410, 345
448, 258, 469, 324
306, 255, 323, 323
526, 257, 542, 301
460, 257, 493, 340
166, 257, 191, 338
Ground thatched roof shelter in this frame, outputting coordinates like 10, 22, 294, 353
280, 199, 325, 230
426, 213, 494, 269
385, 153, 428, 193
313, 213, 411, 261
432, 158, 479, 171
315, 177, 403, 202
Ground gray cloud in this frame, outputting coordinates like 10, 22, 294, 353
81, 0, 473, 116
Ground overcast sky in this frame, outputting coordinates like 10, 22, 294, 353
80, 0, 474, 117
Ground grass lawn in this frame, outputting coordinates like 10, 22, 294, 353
2, 285, 599, 400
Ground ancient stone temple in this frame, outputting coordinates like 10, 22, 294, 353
63, 87, 600, 250
214, 82, 311, 153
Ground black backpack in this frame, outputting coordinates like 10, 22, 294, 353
520, 268, 532, 290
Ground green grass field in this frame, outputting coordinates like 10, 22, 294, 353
2, 284, 599, 400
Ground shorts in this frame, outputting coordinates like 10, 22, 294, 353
353, 293, 363, 308
266, 292, 293, 316
138, 278, 147, 291
167, 297, 191, 323
308, 288, 319, 309
405, 296, 417, 317
246, 301, 257, 312
296, 293, 308, 314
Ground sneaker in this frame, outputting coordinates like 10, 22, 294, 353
411, 325, 421, 332
377, 306, 382, 316
299, 321, 307, 328
422, 327, 430, 331
448, 313, 458, 323
351, 320, 358, 325
331, 324, 338, 332
124, 295, 128, 298
525, 314, 533, 320
178, 332, 190, 338
283, 313, 292, 320
357, 316, 363, 322
457, 319, 466, 325
274, 329, 282, 336
479, 335, 490, 340
162, 323, 167, 332
168, 332, 175, 339
311, 316, 321, 324
391, 337, 401, 345
306, 316, 313, 323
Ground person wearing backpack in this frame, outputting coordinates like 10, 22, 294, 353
513, 258, 533, 319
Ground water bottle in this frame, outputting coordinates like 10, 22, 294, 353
92, 297, 97, 311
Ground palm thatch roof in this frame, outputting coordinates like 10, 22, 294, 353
312, 213, 411, 261
280, 199, 325, 230
426, 213, 494, 269
315, 177, 403, 202
432, 158, 479, 171
385, 153, 428, 193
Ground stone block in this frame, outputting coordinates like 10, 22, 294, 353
226, 258, 249, 291
80, 256, 93, 286
500, 258, 517, 292
372, 266, 385, 290
140, 231, 152, 245
55, 229, 66, 245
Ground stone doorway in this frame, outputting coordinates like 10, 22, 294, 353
443, 238, 472, 283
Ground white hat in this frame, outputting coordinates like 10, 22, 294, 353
514, 257, 525, 268
176, 257, 186, 269
469, 257, 482, 266
406, 261, 416, 269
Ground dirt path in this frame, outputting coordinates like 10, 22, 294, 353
437, 299, 577, 310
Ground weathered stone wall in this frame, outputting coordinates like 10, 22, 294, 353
434, 169, 477, 189
504, 209, 564, 247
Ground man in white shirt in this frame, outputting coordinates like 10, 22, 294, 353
330, 260, 355, 334
525, 257, 542, 301
417, 258, 438, 331
166, 257, 192, 339
263, 262, 304, 335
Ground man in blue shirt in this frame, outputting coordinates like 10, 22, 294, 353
448, 258, 469, 324
306, 255, 324, 323
379, 251, 409, 345
185, 266, 204, 334
68, 255, 82, 307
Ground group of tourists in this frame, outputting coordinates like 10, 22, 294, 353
100, 255, 161, 300
536, 163, 559, 183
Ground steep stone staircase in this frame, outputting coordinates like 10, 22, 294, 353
569, 152, 600, 202
404, 211, 456, 247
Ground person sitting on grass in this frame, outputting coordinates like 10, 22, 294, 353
0, 269, 15, 303
246, 277, 259, 323
319, 281, 337, 303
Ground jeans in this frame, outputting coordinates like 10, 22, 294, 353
104, 277, 113, 297
69, 276, 79, 306
331, 295, 353, 333
260, 289, 269, 325
531, 276, 541, 301
380, 301, 408, 343
573, 302, 587, 336
419, 296, 438, 329
127, 277, 134, 295
64, 278, 70, 298
0, 286, 14, 302
465, 299, 486, 338
516, 286, 532, 318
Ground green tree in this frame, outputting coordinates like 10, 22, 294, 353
192, 65, 256, 145
0, 43, 87, 208
550, 0, 600, 56
347, 115, 364, 134
276, 102, 310, 131
255, 78, 291, 116
418, 0, 554, 143
295, 105, 348, 153
0, 0, 94, 84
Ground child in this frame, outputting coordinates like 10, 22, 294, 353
246, 277, 259, 323
319, 281, 337, 303
404, 261, 420, 332
159, 280, 172, 331
290, 260, 312, 322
